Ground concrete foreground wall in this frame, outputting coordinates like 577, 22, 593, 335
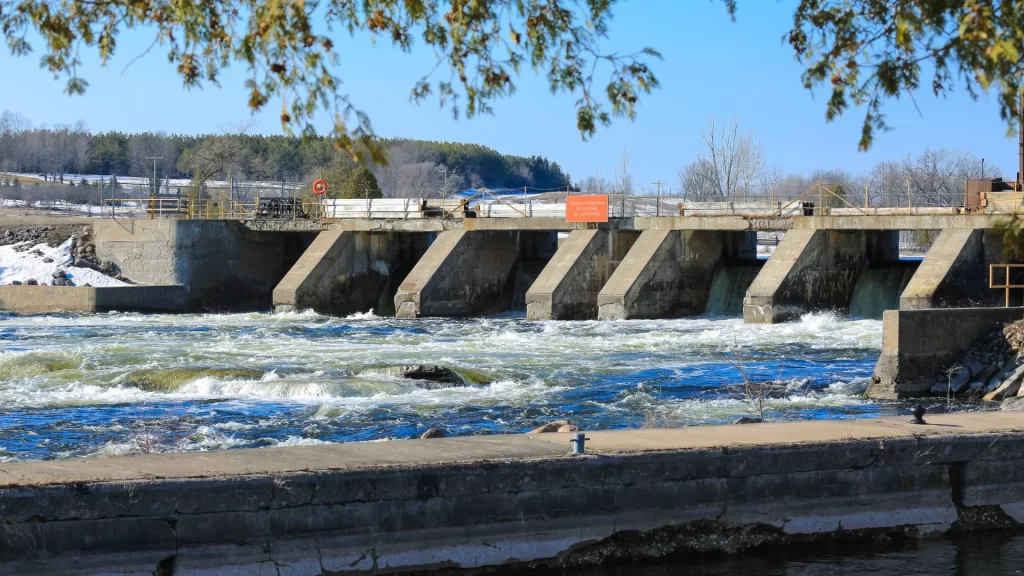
525, 229, 639, 320
273, 230, 429, 316
869, 307, 1024, 398
0, 285, 186, 314
94, 220, 316, 311
0, 413, 1022, 575
598, 230, 756, 320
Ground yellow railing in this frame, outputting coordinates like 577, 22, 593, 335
102, 193, 324, 221
990, 263, 1024, 307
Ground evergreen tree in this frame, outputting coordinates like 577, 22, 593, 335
339, 166, 381, 200
312, 161, 351, 199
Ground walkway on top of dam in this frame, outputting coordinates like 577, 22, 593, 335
319, 213, 1018, 233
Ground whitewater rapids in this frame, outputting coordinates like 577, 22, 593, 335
0, 310, 887, 461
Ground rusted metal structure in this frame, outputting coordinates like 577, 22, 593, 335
964, 93, 1024, 209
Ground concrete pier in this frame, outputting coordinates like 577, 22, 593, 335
1, 412, 1022, 575
525, 229, 639, 320
743, 230, 898, 323
901, 229, 1004, 309
598, 230, 756, 320
273, 230, 428, 316
394, 230, 556, 318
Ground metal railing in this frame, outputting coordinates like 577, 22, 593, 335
68, 180, 1024, 221
101, 191, 324, 221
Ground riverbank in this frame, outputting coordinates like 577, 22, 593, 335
1, 412, 1021, 575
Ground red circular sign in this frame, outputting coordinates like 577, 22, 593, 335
312, 179, 328, 195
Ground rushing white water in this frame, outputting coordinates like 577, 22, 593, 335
0, 310, 888, 461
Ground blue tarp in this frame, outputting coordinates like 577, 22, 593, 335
452, 188, 546, 198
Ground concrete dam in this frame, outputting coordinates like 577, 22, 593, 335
3, 207, 1024, 575
86, 211, 1014, 323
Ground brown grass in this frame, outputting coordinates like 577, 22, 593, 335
0, 173, 46, 184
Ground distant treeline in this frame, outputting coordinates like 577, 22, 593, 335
0, 111, 572, 198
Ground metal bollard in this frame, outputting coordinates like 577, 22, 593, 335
569, 432, 591, 455
910, 404, 927, 425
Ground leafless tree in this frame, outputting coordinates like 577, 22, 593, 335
0, 110, 31, 136
681, 117, 766, 199
909, 148, 982, 207
862, 148, 981, 208
759, 165, 784, 198
72, 121, 90, 174
578, 169, 612, 195
612, 150, 633, 196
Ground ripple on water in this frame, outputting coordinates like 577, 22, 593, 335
0, 311, 890, 460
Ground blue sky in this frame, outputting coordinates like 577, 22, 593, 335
0, 0, 1017, 190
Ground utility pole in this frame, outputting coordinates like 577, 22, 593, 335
438, 166, 451, 203
652, 181, 665, 216
146, 156, 162, 218
145, 157, 162, 197
1018, 90, 1023, 190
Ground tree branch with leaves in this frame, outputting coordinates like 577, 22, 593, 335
4, 0, 1022, 161
789, 0, 1023, 150
1, 0, 665, 164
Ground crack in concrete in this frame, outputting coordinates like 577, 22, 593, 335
715, 480, 729, 523
315, 533, 327, 574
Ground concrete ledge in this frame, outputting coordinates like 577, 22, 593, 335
794, 213, 1011, 230
869, 307, 1024, 398
0, 285, 186, 314
634, 216, 781, 231
1, 413, 1022, 575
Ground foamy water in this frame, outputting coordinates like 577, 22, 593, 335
0, 311, 889, 461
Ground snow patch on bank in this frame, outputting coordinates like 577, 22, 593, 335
0, 238, 127, 287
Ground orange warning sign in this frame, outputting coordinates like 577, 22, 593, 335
566, 195, 609, 223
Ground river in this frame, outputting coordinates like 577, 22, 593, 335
549, 531, 1024, 576
0, 310, 895, 461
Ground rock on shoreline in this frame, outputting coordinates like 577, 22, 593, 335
0, 225, 129, 285
935, 320, 1024, 408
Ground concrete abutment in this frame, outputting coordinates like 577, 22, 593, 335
94, 219, 316, 312
597, 230, 758, 320
869, 307, 1024, 398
